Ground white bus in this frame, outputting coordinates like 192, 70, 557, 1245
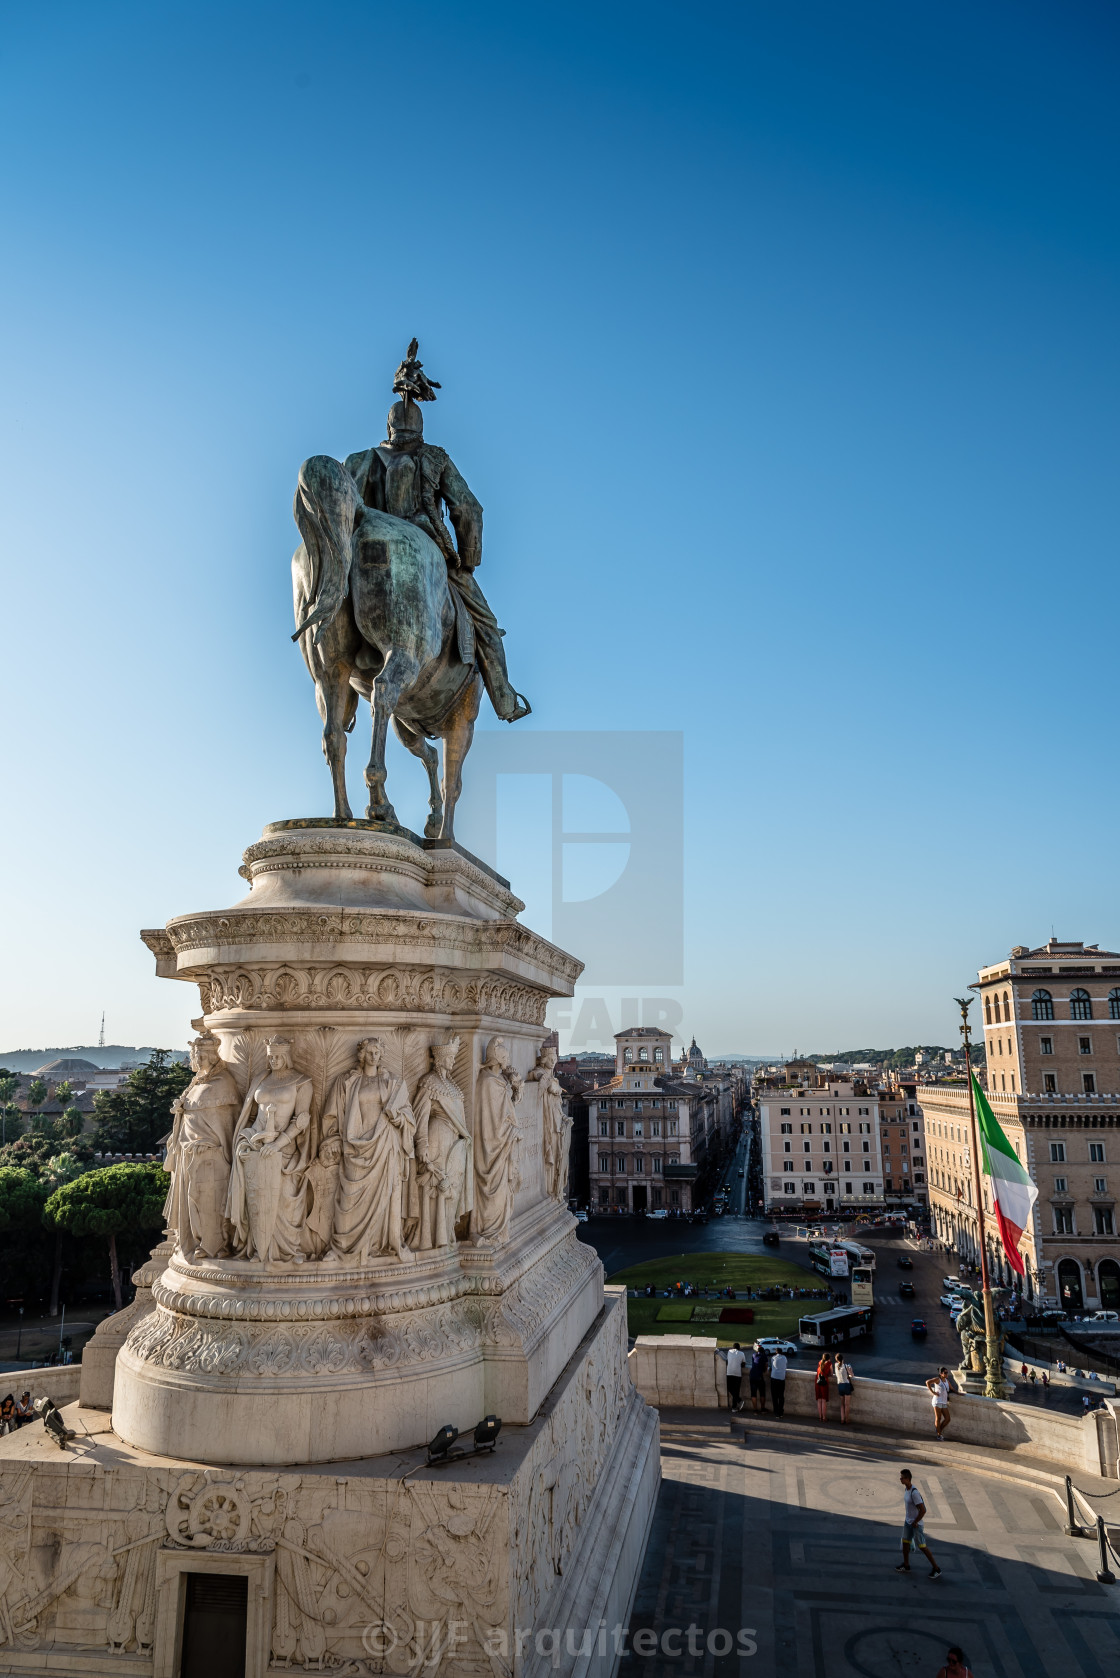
839, 1241, 875, 1273
798, 1306, 874, 1347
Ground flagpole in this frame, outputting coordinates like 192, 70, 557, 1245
955, 996, 1007, 1399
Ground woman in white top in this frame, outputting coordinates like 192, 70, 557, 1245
834, 1352, 854, 1423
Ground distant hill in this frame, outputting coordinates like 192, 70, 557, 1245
806, 1044, 985, 1069
0, 1044, 188, 1072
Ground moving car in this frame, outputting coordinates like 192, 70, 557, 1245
762, 1230, 781, 1247
949, 1299, 965, 1321
738, 1169, 745, 1177
899, 1280, 915, 1298
942, 1276, 962, 1291
754, 1337, 798, 1358
939, 1294, 957, 1308
910, 1318, 928, 1338
647, 1209, 668, 1220
896, 1256, 914, 1269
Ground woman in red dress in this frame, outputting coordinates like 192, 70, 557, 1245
815, 1353, 831, 1421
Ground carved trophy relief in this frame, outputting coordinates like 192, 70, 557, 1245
469, 1038, 522, 1249
162, 1032, 241, 1262
225, 1036, 315, 1263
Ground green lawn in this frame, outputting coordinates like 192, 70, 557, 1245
608, 1252, 825, 1344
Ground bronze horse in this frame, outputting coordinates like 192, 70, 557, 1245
291, 454, 483, 840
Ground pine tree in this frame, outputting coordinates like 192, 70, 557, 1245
92, 1050, 191, 1156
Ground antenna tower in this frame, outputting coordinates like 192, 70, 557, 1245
98, 1011, 105, 1050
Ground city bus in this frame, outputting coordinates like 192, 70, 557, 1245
798, 1306, 874, 1347
850, 1265, 874, 1308
839, 1241, 875, 1272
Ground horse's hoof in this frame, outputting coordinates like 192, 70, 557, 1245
424, 816, 442, 839
365, 803, 398, 826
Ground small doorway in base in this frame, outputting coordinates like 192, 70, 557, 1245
632, 1185, 648, 1213
181, 1572, 248, 1678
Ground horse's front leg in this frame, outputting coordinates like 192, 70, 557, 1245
365, 648, 418, 825
439, 674, 483, 842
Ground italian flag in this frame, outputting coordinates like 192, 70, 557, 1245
973, 1074, 1038, 1274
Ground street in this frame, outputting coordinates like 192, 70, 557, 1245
577, 1194, 1087, 1411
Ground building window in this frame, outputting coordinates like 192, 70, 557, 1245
784, 1183, 796, 1194
802, 1182, 816, 1194
1109, 989, 1120, 1021
1040, 1037, 1053, 1055
1054, 1207, 1074, 1234
1070, 989, 1093, 1021
780, 1123, 792, 1134
862, 1141, 870, 1153
1079, 1037, 1093, 1055
803, 1141, 812, 1153
615, 1122, 624, 1137
654, 1049, 665, 1062
652, 1157, 662, 1173
598, 1154, 609, 1172
1032, 989, 1054, 1021
599, 1188, 610, 1206
651, 1121, 660, 1137
1053, 1176, 1067, 1191
862, 1182, 875, 1194
624, 1049, 633, 1061
670, 1190, 680, 1205
598, 1120, 608, 1136
783, 1141, 792, 1154
985, 996, 992, 1025
1044, 1074, 1057, 1092
634, 1122, 643, 1138
1095, 1208, 1115, 1236
842, 1140, 850, 1153
1050, 1142, 1066, 1162
780, 1107, 791, 1116
1002, 991, 1011, 1021
1094, 1177, 1107, 1194
634, 1155, 644, 1173
1083, 1074, 1096, 1095
783, 1161, 794, 1173
801, 1123, 813, 1134
651, 1186, 663, 1206
1090, 1143, 1106, 1163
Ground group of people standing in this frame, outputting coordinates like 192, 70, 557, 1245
722, 1343, 789, 1417
813, 1351, 856, 1422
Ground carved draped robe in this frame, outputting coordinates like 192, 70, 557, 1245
162, 1067, 239, 1257
471, 1067, 520, 1244
406, 1071, 474, 1249
326, 1067, 416, 1262
225, 1075, 314, 1263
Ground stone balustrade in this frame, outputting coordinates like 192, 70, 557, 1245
628, 1334, 1120, 1479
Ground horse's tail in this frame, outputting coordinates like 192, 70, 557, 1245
291, 456, 361, 645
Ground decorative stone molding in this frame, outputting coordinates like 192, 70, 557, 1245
196, 961, 552, 1023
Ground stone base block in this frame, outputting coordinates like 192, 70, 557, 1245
0, 1289, 659, 1678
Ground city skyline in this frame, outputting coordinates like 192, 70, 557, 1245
2, 3, 1117, 1049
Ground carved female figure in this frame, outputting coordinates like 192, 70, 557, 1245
528, 1043, 570, 1203
407, 1038, 474, 1248
163, 1033, 240, 1259
471, 1037, 522, 1247
225, 1038, 314, 1264
324, 1038, 416, 1263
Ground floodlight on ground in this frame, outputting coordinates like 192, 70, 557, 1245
474, 1415, 502, 1450
427, 1424, 459, 1462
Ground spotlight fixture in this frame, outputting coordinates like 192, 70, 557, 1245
34, 1397, 75, 1450
473, 1415, 502, 1450
427, 1424, 459, 1462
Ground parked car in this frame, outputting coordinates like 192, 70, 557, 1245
738, 1169, 745, 1177
647, 1209, 669, 1220
942, 1276, 962, 1291
939, 1294, 957, 1308
910, 1319, 928, 1338
1086, 1310, 1120, 1323
762, 1230, 781, 1247
896, 1256, 914, 1269
754, 1337, 798, 1358
949, 1300, 964, 1321
574, 1210, 589, 1223
899, 1281, 915, 1298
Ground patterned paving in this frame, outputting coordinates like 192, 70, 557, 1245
626, 1412, 1120, 1678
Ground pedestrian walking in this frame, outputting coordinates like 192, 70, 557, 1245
722, 1342, 746, 1412
815, 1353, 832, 1421
749, 1344, 769, 1412
769, 1348, 788, 1417
926, 1367, 954, 1439
834, 1352, 854, 1423
934, 1648, 973, 1678
895, 1470, 942, 1577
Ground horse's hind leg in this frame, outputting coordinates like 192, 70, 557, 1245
439, 674, 484, 843
314, 662, 359, 821
365, 648, 420, 824
392, 717, 443, 839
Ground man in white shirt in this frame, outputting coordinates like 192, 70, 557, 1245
896, 1469, 942, 1576
769, 1350, 788, 1417
925, 1366, 955, 1438
723, 1343, 747, 1412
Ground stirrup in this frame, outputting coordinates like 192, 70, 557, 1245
504, 692, 532, 722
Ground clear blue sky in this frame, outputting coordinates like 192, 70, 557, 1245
2, 1, 1117, 1057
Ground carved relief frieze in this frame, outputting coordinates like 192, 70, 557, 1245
197, 961, 549, 1024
